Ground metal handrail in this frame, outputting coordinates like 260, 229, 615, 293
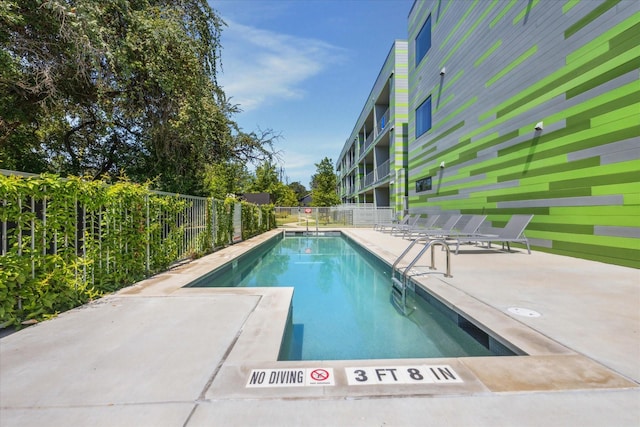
392, 237, 452, 281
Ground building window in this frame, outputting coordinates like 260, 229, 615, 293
416, 176, 432, 192
415, 15, 431, 66
416, 96, 432, 137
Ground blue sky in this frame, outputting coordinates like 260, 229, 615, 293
210, 0, 414, 189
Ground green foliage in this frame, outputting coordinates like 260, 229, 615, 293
215, 197, 235, 248
277, 185, 299, 207
288, 181, 307, 205
191, 198, 216, 258
0, 173, 275, 328
203, 161, 253, 200
248, 160, 298, 206
250, 161, 280, 193
241, 202, 275, 240
310, 157, 341, 207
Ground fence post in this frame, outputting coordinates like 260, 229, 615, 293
17, 197, 22, 311
146, 194, 150, 274
31, 198, 35, 279
211, 201, 218, 249
1, 199, 6, 255
74, 194, 78, 290
82, 203, 86, 286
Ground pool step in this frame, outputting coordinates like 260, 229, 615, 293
391, 277, 408, 314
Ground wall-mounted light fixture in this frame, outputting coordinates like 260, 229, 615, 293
440, 67, 446, 76
440, 161, 446, 168
534, 121, 544, 131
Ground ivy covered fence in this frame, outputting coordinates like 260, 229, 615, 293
0, 172, 276, 328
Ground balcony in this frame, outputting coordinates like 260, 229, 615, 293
376, 108, 390, 136
376, 159, 390, 182
357, 108, 391, 162
360, 160, 391, 190
364, 171, 375, 187
362, 132, 375, 154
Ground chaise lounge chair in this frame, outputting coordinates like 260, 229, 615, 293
389, 214, 421, 235
403, 214, 462, 239
400, 214, 440, 238
440, 214, 487, 239
375, 213, 409, 232
450, 214, 534, 254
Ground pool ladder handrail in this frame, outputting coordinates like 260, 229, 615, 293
391, 238, 452, 315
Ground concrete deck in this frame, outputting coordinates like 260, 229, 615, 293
1, 228, 639, 426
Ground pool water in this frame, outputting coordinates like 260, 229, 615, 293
191, 234, 496, 360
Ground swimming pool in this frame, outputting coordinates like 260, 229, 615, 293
189, 232, 513, 360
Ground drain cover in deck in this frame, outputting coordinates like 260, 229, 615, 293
507, 307, 541, 317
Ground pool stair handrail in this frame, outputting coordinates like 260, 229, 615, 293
390, 238, 452, 315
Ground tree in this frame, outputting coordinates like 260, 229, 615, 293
202, 161, 253, 200
0, 0, 276, 195
288, 181, 307, 205
276, 185, 299, 207
250, 161, 280, 194
310, 157, 340, 207
248, 160, 297, 206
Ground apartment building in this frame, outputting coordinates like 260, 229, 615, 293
336, 41, 409, 212
338, 0, 639, 267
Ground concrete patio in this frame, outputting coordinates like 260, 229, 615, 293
1, 228, 638, 426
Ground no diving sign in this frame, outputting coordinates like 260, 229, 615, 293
246, 368, 334, 388
245, 365, 463, 388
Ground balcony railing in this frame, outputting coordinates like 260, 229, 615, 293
356, 109, 391, 162
365, 171, 375, 187
362, 132, 375, 153
376, 159, 390, 182
376, 108, 390, 135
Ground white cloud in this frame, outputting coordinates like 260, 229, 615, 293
219, 20, 345, 111
277, 142, 343, 186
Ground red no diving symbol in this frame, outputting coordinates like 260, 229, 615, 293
310, 369, 329, 381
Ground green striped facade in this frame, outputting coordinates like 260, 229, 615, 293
406, 0, 639, 267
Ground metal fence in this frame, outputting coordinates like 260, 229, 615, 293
0, 170, 279, 327
275, 205, 395, 231
0, 170, 243, 286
